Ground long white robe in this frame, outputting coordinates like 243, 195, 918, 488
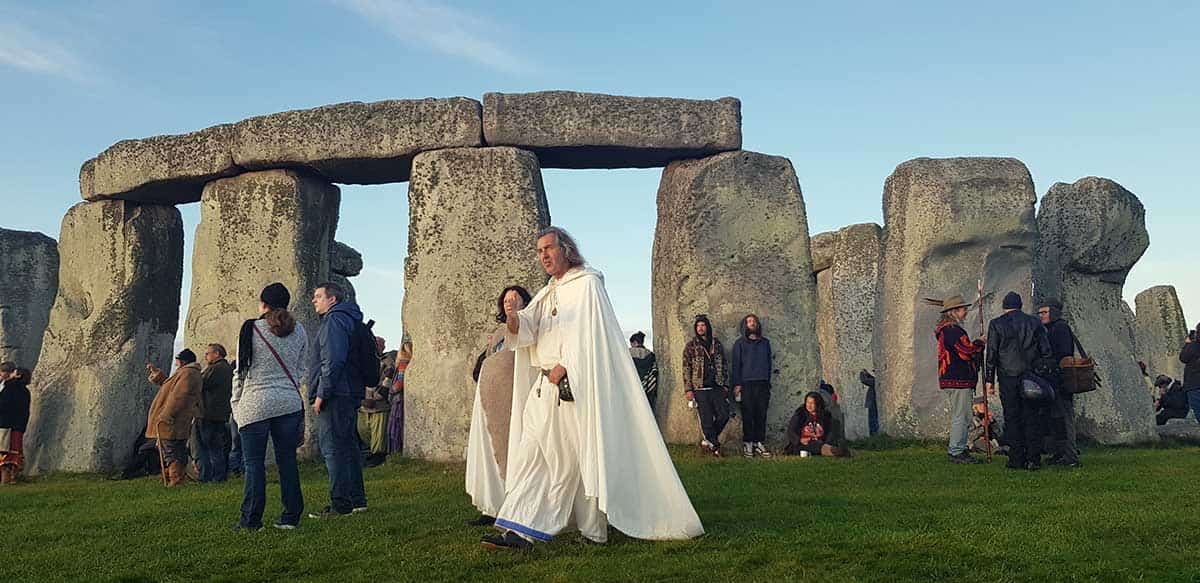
465, 381, 506, 516
497, 267, 705, 541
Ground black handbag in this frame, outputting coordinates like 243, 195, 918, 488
1021, 372, 1057, 402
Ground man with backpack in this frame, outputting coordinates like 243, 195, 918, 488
308, 281, 374, 517
1039, 299, 1081, 467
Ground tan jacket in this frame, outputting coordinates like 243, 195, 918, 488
144, 363, 203, 440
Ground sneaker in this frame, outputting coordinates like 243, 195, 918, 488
712, 446, 723, 458
468, 514, 496, 526
754, 442, 772, 458
272, 522, 297, 531
481, 531, 533, 551
742, 443, 754, 458
352, 506, 368, 514
948, 453, 983, 465
699, 440, 715, 455
308, 506, 351, 519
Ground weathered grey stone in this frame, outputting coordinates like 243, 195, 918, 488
0, 228, 59, 368
331, 241, 363, 277
810, 231, 836, 273
483, 91, 741, 169
183, 170, 340, 459
1034, 177, 1155, 443
81, 98, 483, 203
652, 150, 821, 448
1135, 285, 1189, 382
814, 223, 882, 441
26, 201, 183, 474
402, 147, 550, 461
875, 157, 1037, 439
331, 274, 357, 306
1158, 418, 1200, 441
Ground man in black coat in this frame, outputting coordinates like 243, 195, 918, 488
984, 292, 1053, 470
1038, 299, 1080, 467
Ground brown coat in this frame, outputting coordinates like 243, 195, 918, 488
144, 363, 203, 440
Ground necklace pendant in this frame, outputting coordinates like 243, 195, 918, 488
551, 307, 558, 317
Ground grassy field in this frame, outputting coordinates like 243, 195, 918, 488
2, 440, 1197, 582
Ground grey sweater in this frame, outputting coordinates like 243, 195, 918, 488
232, 320, 309, 427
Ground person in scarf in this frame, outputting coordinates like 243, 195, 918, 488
682, 314, 730, 457
932, 294, 985, 465
386, 341, 411, 456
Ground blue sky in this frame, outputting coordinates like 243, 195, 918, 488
2, 0, 1197, 350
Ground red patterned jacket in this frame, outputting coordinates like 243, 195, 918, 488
935, 320, 983, 389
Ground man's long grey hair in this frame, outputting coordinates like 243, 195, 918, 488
537, 226, 586, 268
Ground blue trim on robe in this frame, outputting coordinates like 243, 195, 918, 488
495, 518, 553, 542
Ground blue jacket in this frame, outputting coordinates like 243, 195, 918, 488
308, 301, 366, 402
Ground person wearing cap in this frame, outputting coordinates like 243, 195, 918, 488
1153, 374, 1188, 425
232, 282, 309, 530
682, 314, 730, 457
984, 292, 1052, 471
1038, 298, 1081, 467
145, 349, 204, 486
629, 331, 659, 411
933, 294, 985, 464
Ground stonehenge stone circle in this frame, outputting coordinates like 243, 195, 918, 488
1134, 285, 1188, 382
652, 150, 821, 448
402, 147, 550, 461
484, 91, 741, 169
81, 98, 483, 204
1034, 177, 1155, 443
26, 201, 183, 474
813, 223, 882, 440
875, 157, 1037, 439
0, 228, 59, 368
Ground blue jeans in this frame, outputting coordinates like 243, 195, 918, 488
195, 419, 229, 482
318, 396, 367, 514
1188, 390, 1200, 423
239, 410, 305, 528
946, 388, 973, 456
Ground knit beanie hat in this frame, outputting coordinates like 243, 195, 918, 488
260, 282, 291, 310
1002, 291, 1023, 310
176, 349, 197, 364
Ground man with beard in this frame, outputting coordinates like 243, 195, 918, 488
731, 313, 773, 458
481, 226, 704, 550
683, 315, 730, 457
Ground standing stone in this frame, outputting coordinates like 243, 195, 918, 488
331, 241, 363, 276
402, 147, 550, 461
652, 150, 821, 448
875, 158, 1037, 439
1034, 177, 1155, 443
484, 91, 741, 169
1135, 285, 1189, 382
26, 201, 183, 474
184, 169, 340, 458
0, 228, 59, 368
813, 224, 882, 440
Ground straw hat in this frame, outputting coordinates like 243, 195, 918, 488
923, 294, 972, 313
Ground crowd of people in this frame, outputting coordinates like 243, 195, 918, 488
3, 224, 1200, 557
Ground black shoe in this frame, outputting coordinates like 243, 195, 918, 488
1048, 457, 1080, 468
948, 453, 983, 465
481, 531, 533, 551
307, 506, 351, 519
364, 453, 387, 468
468, 514, 496, 527
1025, 461, 1041, 471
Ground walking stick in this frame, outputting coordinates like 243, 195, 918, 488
977, 278, 993, 463
155, 431, 168, 485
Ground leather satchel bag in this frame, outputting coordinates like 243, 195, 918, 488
1060, 332, 1099, 394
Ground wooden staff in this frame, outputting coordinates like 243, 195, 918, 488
977, 278, 992, 463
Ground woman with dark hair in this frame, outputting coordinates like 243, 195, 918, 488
0, 363, 32, 485
230, 282, 309, 531
466, 285, 533, 526
386, 340, 412, 456
784, 391, 850, 457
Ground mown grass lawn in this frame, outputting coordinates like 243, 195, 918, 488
2, 441, 1197, 582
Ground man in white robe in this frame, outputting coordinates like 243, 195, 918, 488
481, 227, 705, 550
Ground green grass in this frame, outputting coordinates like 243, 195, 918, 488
2, 443, 1198, 582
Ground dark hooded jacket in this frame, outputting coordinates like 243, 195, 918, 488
730, 315, 772, 386
0, 375, 31, 432
308, 301, 367, 402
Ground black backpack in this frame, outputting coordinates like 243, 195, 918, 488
350, 318, 382, 388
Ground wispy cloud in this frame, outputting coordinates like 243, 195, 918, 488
334, 0, 536, 74
0, 16, 89, 82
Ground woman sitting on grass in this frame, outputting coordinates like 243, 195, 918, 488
784, 391, 850, 457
